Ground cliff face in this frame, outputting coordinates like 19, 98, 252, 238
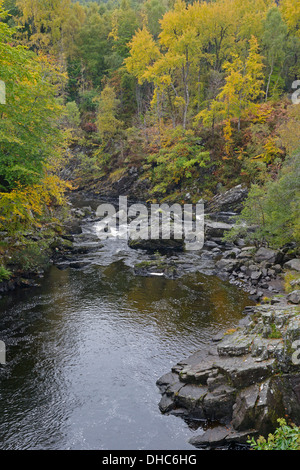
157, 303, 300, 449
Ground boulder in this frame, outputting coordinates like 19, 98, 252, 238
205, 221, 234, 238
284, 259, 300, 272
287, 290, 300, 305
63, 220, 82, 235
215, 259, 240, 272
217, 332, 254, 357
251, 270, 262, 281
222, 248, 241, 259
206, 185, 249, 214
128, 237, 185, 253
254, 247, 278, 264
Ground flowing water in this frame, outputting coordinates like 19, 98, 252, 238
0, 204, 252, 450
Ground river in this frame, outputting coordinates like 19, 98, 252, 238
0, 201, 252, 450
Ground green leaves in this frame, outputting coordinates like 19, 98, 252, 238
262, 7, 288, 100
94, 84, 124, 145
225, 153, 300, 247
0, 9, 65, 190
0, 265, 11, 281
148, 127, 210, 195
249, 418, 300, 450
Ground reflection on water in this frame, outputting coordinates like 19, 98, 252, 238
0, 261, 252, 450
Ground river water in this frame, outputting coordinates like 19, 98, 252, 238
0, 205, 252, 450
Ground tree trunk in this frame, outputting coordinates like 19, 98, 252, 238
265, 60, 274, 102
156, 88, 162, 148
183, 83, 189, 130
182, 50, 190, 130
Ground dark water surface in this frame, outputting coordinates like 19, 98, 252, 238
0, 216, 252, 450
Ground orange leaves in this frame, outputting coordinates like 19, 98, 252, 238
250, 104, 273, 124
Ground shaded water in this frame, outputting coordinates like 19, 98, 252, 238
0, 214, 252, 450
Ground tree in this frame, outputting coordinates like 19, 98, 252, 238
277, 103, 300, 155
147, 127, 210, 195
281, 0, 300, 39
95, 85, 123, 145
108, 0, 139, 72
0, 4, 66, 190
225, 153, 300, 248
125, 26, 163, 126
280, 0, 300, 82
190, 0, 235, 73
220, 36, 265, 131
16, 0, 85, 57
2, 0, 19, 25
262, 7, 288, 101
74, 2, 112, 88
142, 0, 168, 39
125, 26, 161, 85
197, 35, 265, 152
158, 0, 200, 129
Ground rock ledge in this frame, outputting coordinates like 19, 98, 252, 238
157, 304, 300, 449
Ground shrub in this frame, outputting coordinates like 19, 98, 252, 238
248, 419, 300, 450
224, 153, 300, 248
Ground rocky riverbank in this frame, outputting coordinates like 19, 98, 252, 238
128, 194, 299, 305
156, 302, 300, 449
2, 184, 298, 303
